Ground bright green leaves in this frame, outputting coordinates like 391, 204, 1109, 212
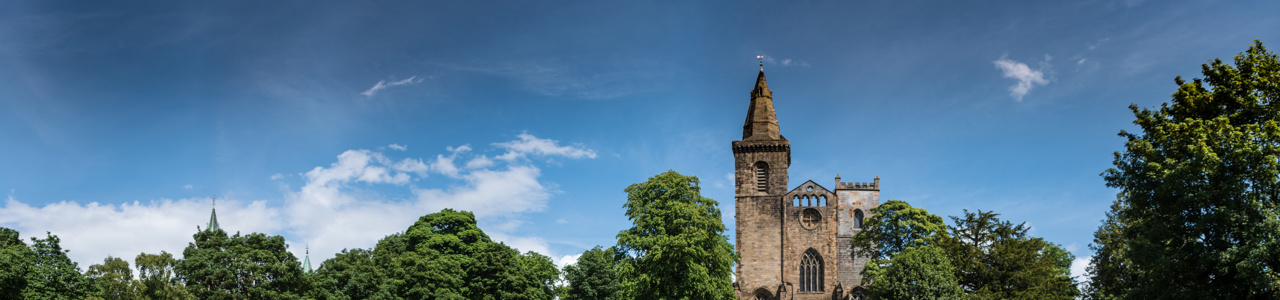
851, 199, 948, 263
1094, 40, 1280, 300
24, 232, 96, 300
867, 245, 963, 300
310, 208, 560, 300
614, 170, 737, 300
564, 246, 621, 300
176, 229, 308, 299
85, 256, 137, 300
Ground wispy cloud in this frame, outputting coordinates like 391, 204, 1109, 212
183, 184, 193, 190
360, 76, 424, 97
494, 132, 598, 161
760, 54, 811, 68
993, 56, 1050, 101
387, 143, 407, 151
437, 59, 676, 100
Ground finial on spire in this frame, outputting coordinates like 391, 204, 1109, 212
211, 194, 216, 209
757, 55, 764, 69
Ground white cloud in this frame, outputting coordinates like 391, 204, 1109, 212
993, 57, 1050, 101
0, 195, 281, 271
1071, 255, 1092, 280
494, 132, 596, 161
360, 76, 423, 97
271, 173, 285, 180
553, 253, 582, 269
183, 184, 193, 190
283, 134, 590, 264
388, 143, 407, 151
556, 218, 568, 224
465, 155, 495, 169
0, 133, 595, 269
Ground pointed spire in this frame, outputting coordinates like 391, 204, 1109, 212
742, 66, 782, 140
206, 194, 220, 232
302, 245, 313, 273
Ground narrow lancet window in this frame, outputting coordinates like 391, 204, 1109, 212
754, 162, 769, 192
854, 209, 865, 228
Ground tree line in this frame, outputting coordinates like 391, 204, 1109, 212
2, 40, 1276, 300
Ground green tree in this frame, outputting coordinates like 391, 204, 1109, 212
563, 246, 621, 300
309, 248, 392, 299
0, 227, 33, 299
134, 251, 192, 300
935, 210, 1077, 300
22, 232, 97, 299
86, 256, 138, 300
309, 209, 560, 300
867, 245, 963, 300
176, 229, 307, 299
1092, 40, 1280, 300
614, 170, 737, 300
850, 200, 948, 262
850, 199, 948, 288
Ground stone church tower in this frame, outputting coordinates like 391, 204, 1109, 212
733, 68, 880, 300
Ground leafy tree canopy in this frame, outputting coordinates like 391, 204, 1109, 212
86, 256, 137, 300
867, 245, 963, 300
935, 210, 1077, 300
23, 232, 97, 300
176, 229, 307, 300
135, 251, 193, 300
0, 227, 32, 299
850, 199, 948, 262
311, 208, 560, 300
564, 246, 621, 300
1092, 40, 1280, 300
614, 170, 737, 300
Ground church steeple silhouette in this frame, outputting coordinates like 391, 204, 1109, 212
206, 194, 220, 232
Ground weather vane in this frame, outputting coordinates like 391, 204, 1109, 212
211, 194, 216, 209
757, 55, 764, 67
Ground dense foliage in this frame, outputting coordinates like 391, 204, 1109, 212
866, 245, 963, 300
85, 256, 137, 299
563, 246, 621, 300
935, 210, 1077, 300
176, 228, 309, 299
852, 203, 1077, 299
1090, 40, 1280, 299
310, 208, 560, 300
851, 200, 948, 263
24, 232, 97, 299
614, 170, 737, 300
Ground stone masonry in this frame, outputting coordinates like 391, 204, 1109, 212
733, 69, 880, 300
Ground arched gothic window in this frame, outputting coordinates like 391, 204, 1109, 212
799, 249, 823, 292
754, 162, 769, 192
854, 209, 864, 228
754, 288, 772, 300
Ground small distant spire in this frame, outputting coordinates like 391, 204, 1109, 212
302, 245, 313, 273
206, 194, 220, 232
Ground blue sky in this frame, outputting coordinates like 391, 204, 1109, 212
2, 0, 1278, 276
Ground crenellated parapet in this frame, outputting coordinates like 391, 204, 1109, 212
835, 175, 879, 191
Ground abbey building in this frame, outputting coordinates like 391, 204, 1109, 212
733, 68, 879, 300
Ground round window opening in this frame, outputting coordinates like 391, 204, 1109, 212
800, 208, 821, 229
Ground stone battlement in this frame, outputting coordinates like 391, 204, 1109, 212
834, 175, 879, 191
